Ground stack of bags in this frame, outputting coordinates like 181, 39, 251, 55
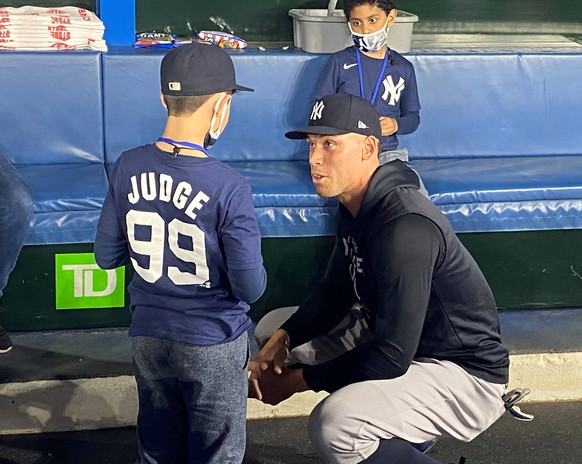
0, 5, 107, 51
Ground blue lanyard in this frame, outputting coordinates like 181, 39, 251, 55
157, 137, 208, 156
355, 47, 389, 105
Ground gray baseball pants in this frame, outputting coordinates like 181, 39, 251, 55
255, 306, 506, 464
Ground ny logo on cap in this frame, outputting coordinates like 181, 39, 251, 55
168, 82, 181, 91
310, 101, 325, 120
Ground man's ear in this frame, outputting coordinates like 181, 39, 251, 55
159, 92, 167, 110
362, 136, 380, 160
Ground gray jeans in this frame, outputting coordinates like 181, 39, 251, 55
379, 148, 429, 198
132, 333, 249, 464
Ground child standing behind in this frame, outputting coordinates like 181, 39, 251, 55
312, 0, 421, 166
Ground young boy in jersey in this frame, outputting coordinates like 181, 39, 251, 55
312, 0, 421, 167
94, 42, 267, 464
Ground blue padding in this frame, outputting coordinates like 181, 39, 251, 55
416, 156, 582, 205
99, 48, 582, 236
102, 49, 328, 164
414, 155, 582, 232
101, 49, 167, 163
216, 52, 327, 161
229, 161, 337, 237
403, 53, 582, 159
255, 206, 337, 237
436, 200, 582, 233
16, 164, 108, 245
229, 161, 336, 208
0, 52, 104, 165
102, 50, 582, 164
28, 210, 102, 246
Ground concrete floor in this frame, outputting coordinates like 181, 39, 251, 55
0, 401, 581, 464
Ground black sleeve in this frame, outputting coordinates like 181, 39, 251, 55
302, 214, 443, 392
281, 237, 356, 349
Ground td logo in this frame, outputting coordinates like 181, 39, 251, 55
55, 253, 125, 310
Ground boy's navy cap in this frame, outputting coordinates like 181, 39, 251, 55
285, 93, 381, 140
161, 42, 253, 96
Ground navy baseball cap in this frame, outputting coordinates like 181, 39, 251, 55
285, 93, 382, 140
161, 41, 253, 96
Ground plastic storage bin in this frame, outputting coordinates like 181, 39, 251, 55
289, 1, 418, 54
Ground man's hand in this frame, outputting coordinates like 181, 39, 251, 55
379, 116, 398, 136
257, 367, 309, 406
248, 329, 290, 401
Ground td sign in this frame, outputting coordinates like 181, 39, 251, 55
55, 253, 125, 310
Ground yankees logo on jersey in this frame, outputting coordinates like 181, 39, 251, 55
382, 75, 405, 105
307, 45, 422, 151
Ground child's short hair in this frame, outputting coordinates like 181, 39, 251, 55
163, 94, 212, 117
163, 90, 233, 117
343, 0, 397, 19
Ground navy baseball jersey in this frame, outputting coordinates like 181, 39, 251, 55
312, 45, 421, 150
95, 144, 264, 345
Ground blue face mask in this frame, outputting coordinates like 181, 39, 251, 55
204, 95, 229, 149
348, 18, 390, 52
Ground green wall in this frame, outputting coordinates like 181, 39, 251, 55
2, 0, 580, 43
135, 0, 582, 42
1, 230, 581, 332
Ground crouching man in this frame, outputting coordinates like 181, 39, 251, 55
249, 93, 509, 464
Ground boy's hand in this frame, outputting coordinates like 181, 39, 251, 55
379, 116, 398, 136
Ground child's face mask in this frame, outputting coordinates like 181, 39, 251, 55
348, 18, 390, 52
204, 94, 229, 149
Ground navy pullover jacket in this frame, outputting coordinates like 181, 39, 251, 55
282, 161, 509, 392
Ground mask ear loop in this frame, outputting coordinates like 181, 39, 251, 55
209, 95, 229, 139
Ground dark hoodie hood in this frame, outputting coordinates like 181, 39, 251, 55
340, 160, 422, 221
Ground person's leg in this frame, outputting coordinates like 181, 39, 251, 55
378, 149, 429, 198
0, 154, 33, 297
172, 332, 249, 464
255, 305, 373, 366
0, 155, 33, 353
0, 325, 13, 353
378, 148, 409, 165
132, 336, 188, 464
308, 359, 505, 464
